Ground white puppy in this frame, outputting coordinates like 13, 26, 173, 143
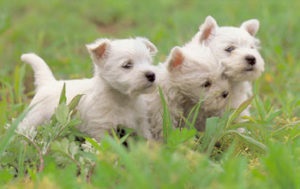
186, 16, 265, 119
146, 45, 230, 139
18, 37, 158, 140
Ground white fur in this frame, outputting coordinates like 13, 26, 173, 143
145, 45, 230, 139
185, 16, 265, 119
18, 37, 158, 140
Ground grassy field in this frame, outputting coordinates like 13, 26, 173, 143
1, 0, 300, 188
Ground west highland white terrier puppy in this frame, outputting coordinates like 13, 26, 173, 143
146, 45, 230, 139
185, 16, 265, 119
18, 37, 158, 140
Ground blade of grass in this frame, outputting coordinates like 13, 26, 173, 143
59, 83, 67, 105
183, 100, 202, 129
13, 65, 26, 104
224, 130, 268, 152
226, 96, 253, 129
68, 94, 84, 112
158, 87, 172, 143
0, 110, 27, 157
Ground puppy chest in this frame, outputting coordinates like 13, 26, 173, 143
112, 107, 144, 129
80, 102, 144, 129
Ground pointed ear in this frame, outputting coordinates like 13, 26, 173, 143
137, 37, 158, 56
240, 19, 259, 36
86, 39, 111, 63
199, 16, 218, 43
167, 47, 184, 72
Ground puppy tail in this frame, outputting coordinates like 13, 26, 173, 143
21, 53, 56, 88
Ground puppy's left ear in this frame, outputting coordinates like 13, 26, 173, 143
240, 19, 259, 36
86, 39, 111, 64
167, 46, 184, 72
199, 16, 218, 43
137, 37, 158, 56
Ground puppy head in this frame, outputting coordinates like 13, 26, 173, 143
201, 65, 231, 116
197, 16, 265, 81
86, 37, 158, 96
166, 46, 230, 115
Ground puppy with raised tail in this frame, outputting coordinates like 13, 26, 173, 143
18, 37, 158, 140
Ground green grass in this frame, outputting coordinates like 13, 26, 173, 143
1, 0, 300, 188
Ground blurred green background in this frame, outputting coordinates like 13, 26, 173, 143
1, 0, 300, 135
2, 0, 300, 136
2, 1, 300, 188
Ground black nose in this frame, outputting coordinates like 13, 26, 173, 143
145, 72, 155, 82
222, 91, 229, 98
245, 55, 256, 65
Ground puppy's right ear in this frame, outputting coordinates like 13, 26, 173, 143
167, 47, 184, 72
198, 16, 218, 43
86, 39, 111, 64
240, 19, 259, 36
136, 37, 158, 56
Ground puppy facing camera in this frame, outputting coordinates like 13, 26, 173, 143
189, 16, 264, 81
146, 45, 231, 139
185, 16, 265, 119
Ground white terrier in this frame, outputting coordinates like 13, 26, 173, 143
146, 45, 230, 139
185, 16, 265, 119
18, 37, 158, 140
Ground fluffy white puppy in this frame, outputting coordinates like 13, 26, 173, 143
186, 16, 265, 119
146, 45, 230, 140
18, 37, 158, 140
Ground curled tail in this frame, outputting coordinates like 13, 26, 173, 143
21, 53, 56, 88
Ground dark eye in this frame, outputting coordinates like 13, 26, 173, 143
202, 80, 211, 88
225, 46, 235, 53
122, 61, 133, 69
